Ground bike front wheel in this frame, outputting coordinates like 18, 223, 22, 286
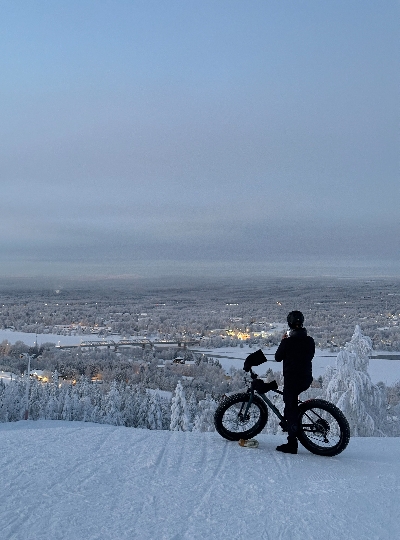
214, 393, 268, 441
297, 399, 350, 456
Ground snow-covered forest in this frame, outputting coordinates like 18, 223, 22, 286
1, 326, 399, 436
0, 277, 399, 350
0, 278, 399, 436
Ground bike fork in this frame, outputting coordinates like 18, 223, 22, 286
240, 393, 254, 417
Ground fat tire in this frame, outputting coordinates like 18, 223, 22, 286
297, 399, 350, 457
214, 393, 268, 441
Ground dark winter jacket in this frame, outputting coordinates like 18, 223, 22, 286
275, 328, 314, 386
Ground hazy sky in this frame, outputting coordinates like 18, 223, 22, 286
1, 1, 399, 279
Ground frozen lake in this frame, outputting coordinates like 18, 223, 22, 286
190, 345, 400, 386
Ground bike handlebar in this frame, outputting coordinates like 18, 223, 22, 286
249, 368, 258, 379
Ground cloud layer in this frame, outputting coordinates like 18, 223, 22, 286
0, 1, 398, 278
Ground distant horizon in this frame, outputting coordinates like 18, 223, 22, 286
0, 257, 399, 290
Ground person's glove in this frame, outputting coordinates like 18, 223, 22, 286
243, 349, 267, 372
243, 357, 252, 372
252, 379, 278, 393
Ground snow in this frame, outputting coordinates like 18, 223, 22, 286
0, 421, 399, 539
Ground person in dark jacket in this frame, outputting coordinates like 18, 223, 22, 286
275, 310, 315, 454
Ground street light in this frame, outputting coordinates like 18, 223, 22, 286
21, 348, 42, 420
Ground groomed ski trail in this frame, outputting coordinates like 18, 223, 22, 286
0, 421, 399, 540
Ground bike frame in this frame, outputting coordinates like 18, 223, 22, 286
242, 388, 285, 422
216, 369, 350, 455
241, 369, 305, 423
259, 390, 285, 420
241, 382, 327, 438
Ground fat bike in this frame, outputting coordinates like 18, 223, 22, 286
214, 368, 350, 457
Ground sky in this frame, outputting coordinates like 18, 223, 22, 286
1, 0, 399, 280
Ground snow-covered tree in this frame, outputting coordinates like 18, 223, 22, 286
71, 385, 83, 421
62, 387, 73, 421
147, 392, 163, 430
192, 394, 217, 432
160, 396, 171, 430
45, 382, 60, 420
90, 403, 103, 424
119, 386, 135, 427
170, 380, 190, 431
0, 380, 8, 422
103, 381, 123, 426
41, 370, 62, 420
29, 381, 46, 420
0, 379, 25, 422
324, 325, 385, 436
187, 392, 198, 430
136, 390, 150, 428
76, 376, 93, 422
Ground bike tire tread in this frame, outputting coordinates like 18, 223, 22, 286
214, 393, 268, 441
297, 398, 350, 457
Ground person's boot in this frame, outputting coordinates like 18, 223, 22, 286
276, 437, 298, 454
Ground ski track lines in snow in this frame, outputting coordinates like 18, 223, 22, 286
0, 422, 399, 540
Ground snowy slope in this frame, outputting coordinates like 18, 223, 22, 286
1, 421, 399, 540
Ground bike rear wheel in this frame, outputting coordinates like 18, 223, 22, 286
297, 399, 350, 456
214, 393, 268, 441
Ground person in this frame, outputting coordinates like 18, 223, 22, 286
274, 310, 315, 454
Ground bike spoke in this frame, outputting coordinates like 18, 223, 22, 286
214, 393, 269, 441
300, 408, 341, 448
222, 402, 261, 433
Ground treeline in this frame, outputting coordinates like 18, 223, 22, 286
0, 375, 217, 432
1, 366, 399, 436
